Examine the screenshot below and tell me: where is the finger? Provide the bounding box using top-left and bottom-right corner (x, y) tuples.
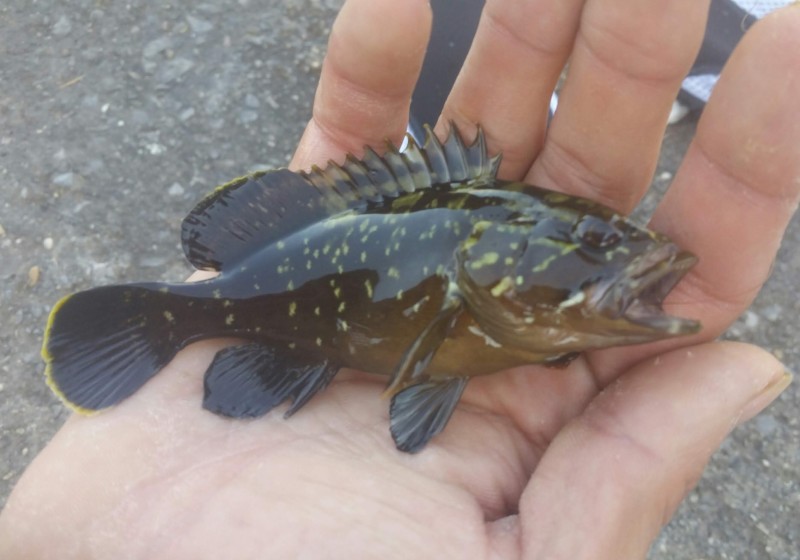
(528, 0), (709, 212)
(437, 0), (584, 179)
(512, 342), (790, 559)
(290, 0), (431, 170)
(589, 7), (800, 383)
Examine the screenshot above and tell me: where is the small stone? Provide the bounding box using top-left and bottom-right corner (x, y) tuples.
(179, 107), (195, 121)
(743, 310), (760, 329)
(155, 57), (195, 84)
(265, 95), (280, 110)
(754, 414), (779, 436)
(761, 303), (782, 322)
(248, 163), (273, 173)
(28, 266), (41, 287)
(43, 237), (54, 250)
(239, 109), (258, 124)
(187, 15), (214, 34)
(167, 182), (185, 196)
(52, 15), (72, 37)
(146, 143), (166, 155)
(52, 172), (75, 187)
(244, 93), (260, 108)
(142, 36), (173, 59)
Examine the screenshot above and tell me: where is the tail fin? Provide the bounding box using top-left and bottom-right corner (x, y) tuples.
(42, 284), (192, 413)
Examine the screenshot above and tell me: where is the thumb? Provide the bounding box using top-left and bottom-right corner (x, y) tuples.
(509, 341), (790, 560)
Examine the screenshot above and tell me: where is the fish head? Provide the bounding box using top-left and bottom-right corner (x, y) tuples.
(457, 204), (700, 353)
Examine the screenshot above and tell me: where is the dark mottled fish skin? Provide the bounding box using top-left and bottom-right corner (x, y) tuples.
(43, 124), (700, 452)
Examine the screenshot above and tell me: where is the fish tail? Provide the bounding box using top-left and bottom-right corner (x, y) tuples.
(42, 284), (198, 413)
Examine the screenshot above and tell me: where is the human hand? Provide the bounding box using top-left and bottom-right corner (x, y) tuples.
(2, 1), (798, 558)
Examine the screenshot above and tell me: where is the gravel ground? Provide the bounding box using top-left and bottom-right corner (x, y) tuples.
(1, 1), (797, 558)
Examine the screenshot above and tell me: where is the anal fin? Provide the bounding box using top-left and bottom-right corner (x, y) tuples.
(202, 343), (338, 419)
(390, 378), (467, 453)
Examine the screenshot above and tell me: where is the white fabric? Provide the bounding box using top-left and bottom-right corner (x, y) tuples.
(682, 74), (720, 103)
(731, 0), (792, 19)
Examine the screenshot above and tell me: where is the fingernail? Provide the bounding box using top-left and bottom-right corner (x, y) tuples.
(738, 370), (793, 425)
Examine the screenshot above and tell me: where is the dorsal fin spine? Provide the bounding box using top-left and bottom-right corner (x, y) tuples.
(180, 123), (499, 271)
(421, 125), (450, 184)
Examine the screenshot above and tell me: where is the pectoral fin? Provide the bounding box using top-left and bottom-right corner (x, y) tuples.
(390, 378), (468, 453)
(202, 343), (338, 419)
(383, 294), (464, 398)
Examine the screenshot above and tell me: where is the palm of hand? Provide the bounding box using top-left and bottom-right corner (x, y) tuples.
(2, 1), (799, 559)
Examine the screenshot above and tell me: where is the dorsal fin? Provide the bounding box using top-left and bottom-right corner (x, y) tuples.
(180, 124), (501, 271)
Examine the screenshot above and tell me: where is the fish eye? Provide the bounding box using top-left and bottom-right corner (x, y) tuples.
(575, 216), (622, 249)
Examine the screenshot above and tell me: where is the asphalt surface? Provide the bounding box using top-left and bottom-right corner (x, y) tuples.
(1, 1), (797, 558)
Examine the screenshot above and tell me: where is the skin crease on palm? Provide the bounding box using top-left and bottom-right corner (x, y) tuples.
(1, 0), (799, 558)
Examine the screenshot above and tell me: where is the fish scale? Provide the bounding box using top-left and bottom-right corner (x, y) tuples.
(42, 124), (700, 453)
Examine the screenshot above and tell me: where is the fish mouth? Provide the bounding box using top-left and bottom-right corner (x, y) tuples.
(597, 245), (700, 335)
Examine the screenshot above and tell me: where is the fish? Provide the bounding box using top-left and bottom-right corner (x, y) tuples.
(42, 124), (700, 453)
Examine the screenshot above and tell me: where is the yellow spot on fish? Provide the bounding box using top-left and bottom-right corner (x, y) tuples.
(364, 278), (374, 299)
(225, 314), (235, 325)
(289, 301), (297, 317)
(516, 275), (524, 286)
(287, 280), (295, 290)
(306, 260), (312, 270)
(490, 276), (515, 297)
(213, 289), (222, 299)
(338, 319), (349, 332)
(360, 251), (367, 263)
(396, 290), (404, 300)
(314, 306), (321, 316)
(313, 249), (320, 259)
(469, 251), (500, 270)
(323, 243), (331, 255)
(387, 267), (400, 279)
(316, 337), (322, 347)
(223, 299), (233, 308)
(510, 242), (519, 250)
(504, 257), (514, 265)
(276, 240), (286, 250)
(533, 254), (557, 272)
(163, 311), (175, 323)
(337, 301), (346, 313)
(288, 342), (296, 349)
(333, 286), (342, 299)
